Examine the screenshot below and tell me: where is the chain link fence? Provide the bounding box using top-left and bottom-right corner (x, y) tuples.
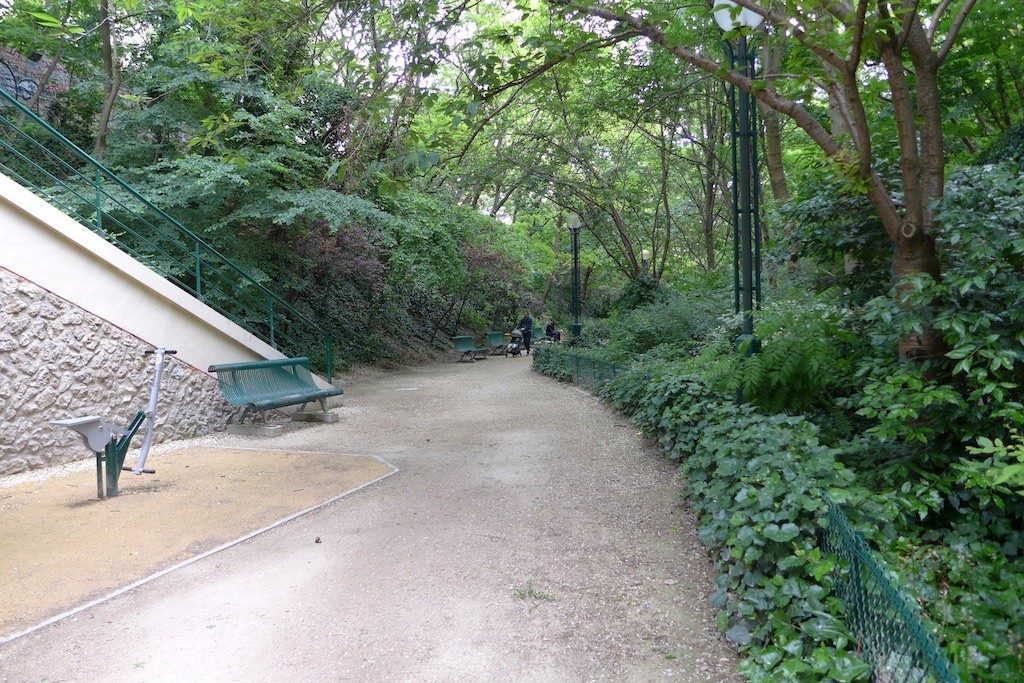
(821, 502), (961, 682)
(533, 346), (626, 392)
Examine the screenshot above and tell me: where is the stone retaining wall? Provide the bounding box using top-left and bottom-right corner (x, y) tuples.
(0, 267), (235, 475)
(0, 47), (70, 115)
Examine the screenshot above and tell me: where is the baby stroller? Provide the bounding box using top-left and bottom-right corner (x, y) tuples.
(505, 328), (524, 357)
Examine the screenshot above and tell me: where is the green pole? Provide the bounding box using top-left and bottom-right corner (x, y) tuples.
(736, 33), (755, 343)
(570, 220), (582, 343)
(269, 299), (276, 348)
(95, 168), (103, 233)
(724, 32), (762, 402)
(195, 242), (203, 299)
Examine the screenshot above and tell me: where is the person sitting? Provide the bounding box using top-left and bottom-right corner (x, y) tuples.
(545, 321), (561, 342)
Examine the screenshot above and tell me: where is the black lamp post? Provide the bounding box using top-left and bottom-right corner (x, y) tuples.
(715, 1), (763, 356)
(567, 212), (583, 343)
(641, 248), (651, 275)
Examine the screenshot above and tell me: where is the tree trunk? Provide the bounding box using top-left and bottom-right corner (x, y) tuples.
(892, 228), (943, 362)
(23, 46), (63, 115)
(758, 36), (788, 202)
(93, 0), (122, 161)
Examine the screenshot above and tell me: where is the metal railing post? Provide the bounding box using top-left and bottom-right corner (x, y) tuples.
(268, 298), (276, 348)
(95, 167), (103, 233)
(194, 241), (203, 299)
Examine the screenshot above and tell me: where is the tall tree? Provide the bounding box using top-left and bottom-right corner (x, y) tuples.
(565, 0), (978, 363)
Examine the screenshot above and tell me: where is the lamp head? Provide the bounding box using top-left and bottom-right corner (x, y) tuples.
(566, 212), (582, 230)
(641, 248), (652, 261)
(713, 0), (764, 31)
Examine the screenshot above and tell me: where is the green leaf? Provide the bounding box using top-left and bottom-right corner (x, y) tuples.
(763, 522), (801, 543)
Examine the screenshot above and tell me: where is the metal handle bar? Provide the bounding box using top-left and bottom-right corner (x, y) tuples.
(132, 347), (173, 474)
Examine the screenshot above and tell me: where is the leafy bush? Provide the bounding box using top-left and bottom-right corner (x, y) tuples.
(774, 170), (893, 304)
(604, 360), (871, 682)
(698, 293), (862, 417)
(612, 275), (670, 312)
(604, 291), (725, 361)
(887, 507), (1024, 679)
(853, 163), (1024, 451)
(530, 345), (574, 382)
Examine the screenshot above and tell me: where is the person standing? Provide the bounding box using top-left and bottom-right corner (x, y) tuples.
(518, 311), (533, 355)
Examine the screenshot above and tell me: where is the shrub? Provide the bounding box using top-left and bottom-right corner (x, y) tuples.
(853, 163), (1024, 452)
(604, 291), (726, 362)
(697, 292), (862, 417)
(605, 360), (871, 681)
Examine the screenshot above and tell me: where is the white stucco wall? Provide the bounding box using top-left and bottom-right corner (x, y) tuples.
(0, 173), (282, 372)
(0, 172), (292, 474)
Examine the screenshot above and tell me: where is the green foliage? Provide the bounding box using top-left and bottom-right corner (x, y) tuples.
(851, 360), (968, 450)
(699, 293), (861, 416)
(603, 290), (726, 362)
(530, 345), (576, 383)
(613, 275), (668, 312)
(977, 120), (1024, 165)
(853, 163), (1024, 450)
(602, 359), (872, 681)
(774, 170), (892, 304)
(957, 431), (1024, 505)
(887, 512), (1024, 681)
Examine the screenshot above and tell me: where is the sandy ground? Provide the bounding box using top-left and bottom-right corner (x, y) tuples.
(0, 448), (395, 637)
(0, 357), (740, 682)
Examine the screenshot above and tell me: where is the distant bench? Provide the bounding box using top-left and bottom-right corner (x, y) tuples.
(486, 331), (508, 355)
(451, 336), (489, 362)
(208, 357), (343, 424)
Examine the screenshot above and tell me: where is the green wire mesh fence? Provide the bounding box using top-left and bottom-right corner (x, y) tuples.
(821, 502), (961, 683)
(535, 345), (960, 682)
(0, 88), (334, 377)
(532, 346), (626, 391)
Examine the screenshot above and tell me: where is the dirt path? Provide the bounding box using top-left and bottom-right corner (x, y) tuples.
(0, 357), (739, 682)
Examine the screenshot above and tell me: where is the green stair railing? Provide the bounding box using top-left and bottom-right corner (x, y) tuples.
(0, 88), (334, 378)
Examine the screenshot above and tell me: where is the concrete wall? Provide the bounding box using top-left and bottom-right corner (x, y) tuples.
(0, 173), (289, 475)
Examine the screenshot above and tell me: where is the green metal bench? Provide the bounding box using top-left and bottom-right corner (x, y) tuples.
(451, 336), (489, 362)
(208, 357), (343, 423)
(486, 331), (508, 355)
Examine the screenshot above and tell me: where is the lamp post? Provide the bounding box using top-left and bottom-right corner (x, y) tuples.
(641, 248), (651, 275)
(715, 1), (763, 357)
(567, 212), (583, 343)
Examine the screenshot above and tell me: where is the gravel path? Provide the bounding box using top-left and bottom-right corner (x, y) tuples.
(0, 357), (740, 682)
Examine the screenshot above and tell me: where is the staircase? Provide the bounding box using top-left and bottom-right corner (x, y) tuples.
(0, 87), (335, 377)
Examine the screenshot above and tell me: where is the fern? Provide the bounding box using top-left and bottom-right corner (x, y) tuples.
(700, 292), (860, 413)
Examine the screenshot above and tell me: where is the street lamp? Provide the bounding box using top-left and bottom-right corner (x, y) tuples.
(715, 1), (763, 360)
(567, 212), (583, 343)
(641, 248), (651, 275)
